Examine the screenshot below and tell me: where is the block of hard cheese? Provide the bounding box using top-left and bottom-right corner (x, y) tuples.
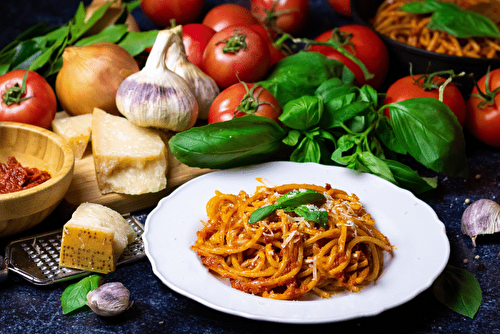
(59, 202), (136, 274)
(91, 108), (168, 195)
(52, 112), (92, 159)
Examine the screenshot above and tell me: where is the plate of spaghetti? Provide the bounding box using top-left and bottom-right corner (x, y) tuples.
(144, 161), (450, 324)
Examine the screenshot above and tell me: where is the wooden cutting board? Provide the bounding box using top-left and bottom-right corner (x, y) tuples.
(55, 145), (212, 219)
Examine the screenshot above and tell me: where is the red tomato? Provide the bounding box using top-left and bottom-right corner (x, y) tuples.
(141, 0), (204, 27)
(466, 68), (500, 147)
(202, 4), (258, 32)
(208, 82), (281, 123)
(328, 0), (351, 17)
(384, 74), (467, 126)
(309, 25), (389, 89)
(182, 24), (216, 69)
(0, 70), (56, 129)
(251, 0), (310, 35)
(249, 24), (286, 66)
(202, 25), (270, 89)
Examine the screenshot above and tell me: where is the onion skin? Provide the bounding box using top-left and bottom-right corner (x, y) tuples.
(461, 199), (500, 247)
(55, 42), (139, 116)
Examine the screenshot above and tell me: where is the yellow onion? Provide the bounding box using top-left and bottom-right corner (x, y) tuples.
(56, 42), (139, 116)
(84, 0), (140, 36)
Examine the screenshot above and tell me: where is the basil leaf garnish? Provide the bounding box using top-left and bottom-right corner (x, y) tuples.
(401, 0), (500, 38)
(248, 189), (326, 224)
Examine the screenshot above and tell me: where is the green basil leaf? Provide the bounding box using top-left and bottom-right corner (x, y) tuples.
(276, 189), (325, 207)
(248, 204), (279, 224)
(75, 24), (128, 46)
(358, 151), (397, 184)
(258, 51), (350, 106)
(61, 274), (101, 315)
(280, 95), (323, 130)
(358, 84), (380, 105)
(432, 265), (482, 319)
(118, 30), (159, 57)
(293, 205), (329, 229)
(383, 159), (437, 194)
(169, 115), (286, 169)
(248, 189), (325, 224)
(70, 1), (115, 43)
(375, 116), (407, 155)
(282, 129), (302, 146)
(331, 134), (356, 165)
(383, 97), (468, 178)
(322, 101), (372, 129)
(402, 0), (500, 38)
(289, 136), (309, 162)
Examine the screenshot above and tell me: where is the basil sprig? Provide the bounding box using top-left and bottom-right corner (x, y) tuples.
(248, 189), (327, 228)
(61, 274), (101, 315)
(0, 0), (158, 82)
(169, 52), (468, 195)
(401, 0), (500, 38)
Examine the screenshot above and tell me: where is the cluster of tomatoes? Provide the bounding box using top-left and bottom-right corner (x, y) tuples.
(1, 0), (500, 149)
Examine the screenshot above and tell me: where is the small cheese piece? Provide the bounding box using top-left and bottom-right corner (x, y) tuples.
(91, 108), (168, 195)
(59, 203), (136, 274)
(52, 112), (92, 159)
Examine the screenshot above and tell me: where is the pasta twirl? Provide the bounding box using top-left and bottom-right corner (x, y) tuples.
(191, 182), (393, 300)
(372, 0), (500, 59)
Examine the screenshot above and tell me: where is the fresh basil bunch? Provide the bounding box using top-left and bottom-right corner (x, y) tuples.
(0, 0), (157, 83)
(169, 52), (468, 194)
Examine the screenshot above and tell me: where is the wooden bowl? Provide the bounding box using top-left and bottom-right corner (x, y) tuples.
(0, 122), (74, 237)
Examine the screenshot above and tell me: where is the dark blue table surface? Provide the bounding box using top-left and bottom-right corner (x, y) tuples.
(1, 1), (499, 333)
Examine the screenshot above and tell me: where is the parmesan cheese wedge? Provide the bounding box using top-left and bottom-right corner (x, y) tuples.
(51, 112), (92, 159)
(59, 202), (137, 274)
(91, 108), (168, 195)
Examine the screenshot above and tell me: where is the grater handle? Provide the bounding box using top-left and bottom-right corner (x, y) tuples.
(0, 255), (8, 283)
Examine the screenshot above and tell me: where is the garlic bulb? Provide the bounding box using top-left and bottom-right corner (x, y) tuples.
(166, 26), (220, 120)
(86, 282), (132, 317)
(461, 198), (500, 247)
(56, 42), (139, 116)
(116, 29), (199, 132)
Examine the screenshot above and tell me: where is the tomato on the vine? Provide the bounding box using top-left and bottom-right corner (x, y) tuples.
(208, 82), (281, 123)
(202, 25), (270, 89)
(182, 24), (216, 69)
(141, 0), (204, 27)
(202, 4), (258, 32)
(466, 68), (500, 147)
(251, 0), (310, 35)
(328, 0), (351, 17)
(0, 70), (57, 129)
(249, 24), (286, 66)
(383, 73), (467, 126)
(309, 25), (389, 89)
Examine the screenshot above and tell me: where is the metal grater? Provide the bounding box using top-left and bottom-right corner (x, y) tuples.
(2, 215), (145, 285)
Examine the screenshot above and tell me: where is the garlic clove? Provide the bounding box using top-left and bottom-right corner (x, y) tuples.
(461, 198), (500, 247)
(165, 26), (220, 120)
(86, 282), (132, 317)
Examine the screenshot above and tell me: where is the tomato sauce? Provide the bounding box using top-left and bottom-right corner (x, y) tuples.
(0, 156), (51, 194)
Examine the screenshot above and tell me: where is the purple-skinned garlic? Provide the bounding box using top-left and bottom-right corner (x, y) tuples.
(461, 199), (500, 247)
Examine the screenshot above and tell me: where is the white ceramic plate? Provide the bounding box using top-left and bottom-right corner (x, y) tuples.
(144, 161), (450, 324)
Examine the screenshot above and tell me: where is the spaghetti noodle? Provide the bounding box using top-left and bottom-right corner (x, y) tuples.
(191, 182), (393, 300)
(372, 0), (500, 58)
